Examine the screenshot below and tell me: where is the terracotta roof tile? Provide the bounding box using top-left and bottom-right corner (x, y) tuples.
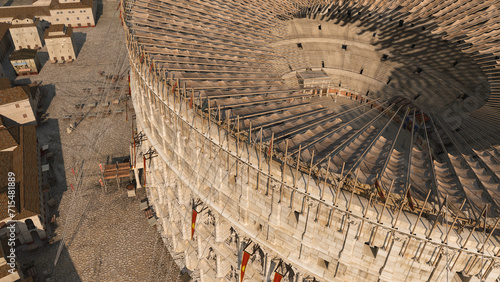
(0, 86), (29, 106)
(9, 48), (37, 61)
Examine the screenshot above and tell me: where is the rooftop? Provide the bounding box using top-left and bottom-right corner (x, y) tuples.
(0, 0), (34, 7)
(0, 86), (29, 105)
(0, 0), (92, 19)
(0, 120), (40, 219)
(44, 23), (72, 39)
(9, 48), (37, 60)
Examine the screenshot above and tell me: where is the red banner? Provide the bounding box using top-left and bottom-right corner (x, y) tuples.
(407, 189), (415, 211)
(99, 163), (103, 172)
(149, 62), (154, 73)
(128, 74), (131, 95)
(99, 179), (104, 187)
(189, 91), (194, 109)
(191, 209), (198, 240)
(374, 179), (385, 202)
(172, 81), (177, 94)
(143, 156), (146, 186)
(70, 184), (75, 191)
(273, 272), (283, 282)
(240, 251), (251, 282)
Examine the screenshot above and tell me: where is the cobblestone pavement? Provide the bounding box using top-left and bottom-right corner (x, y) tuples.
(5, 0), (180, 280)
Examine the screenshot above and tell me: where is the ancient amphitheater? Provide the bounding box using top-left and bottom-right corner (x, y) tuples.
(119, 0), (500, 281)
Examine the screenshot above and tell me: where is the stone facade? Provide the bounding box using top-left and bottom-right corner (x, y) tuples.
(122, 0), (500, 281)
(0, 0), (97, 28)
(44, 24), (77, 63)
(9, 49), (41, 75)
(9, 17), (43, 50)
(127, 49), (500, 282)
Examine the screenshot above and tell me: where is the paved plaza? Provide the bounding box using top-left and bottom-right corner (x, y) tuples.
(3, 0), (180, 280)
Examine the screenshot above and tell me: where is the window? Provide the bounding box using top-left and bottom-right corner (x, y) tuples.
(77, 17), (79, 20)
(67, 18), (69, 20)
(86, 16), (89, 19)
(297, 43), (302, 49)
(318, 24), (321, 30)
(23, 114), (27, 118)
(15, 104), (20, 108)
(318, 259), (329, 269)
(342, 44), (347, 50)
(56, 18), (59, 21)
(381, 54), (389, 60)
(363, 243), (379, 258)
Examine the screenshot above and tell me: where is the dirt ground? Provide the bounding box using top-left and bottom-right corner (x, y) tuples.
(4, 0), (180, 280)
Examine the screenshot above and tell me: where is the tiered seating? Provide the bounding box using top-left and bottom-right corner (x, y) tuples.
(409, 147), (433, 200)
(433, 160), (474, 218)
(357, 136), (392, 184)
(380, 150), (406, 193)
(127, 0), (500, 224)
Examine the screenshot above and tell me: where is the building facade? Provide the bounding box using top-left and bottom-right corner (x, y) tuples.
(0, 0), (97, 28)
(9, 17), (44, 50)
(49, 0), (97, 28)
(9, 48), (41, 75)
(44, 24), (77, 63)
(0, 86), (38, 124)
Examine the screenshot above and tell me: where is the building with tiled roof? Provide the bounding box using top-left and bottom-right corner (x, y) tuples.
(0, 114), (48, 246)
(0, 0), (96, 28)
(44, 24), (76, 63)
(0, 85), (38, 124)
(0, 22), (11, 61)
(9, 17), (43, 50)
(9, 49), (40, 75)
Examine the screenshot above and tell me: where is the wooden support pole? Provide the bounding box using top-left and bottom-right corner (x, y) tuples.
(427, 196), (448, 238)
(431, 199), (467, 267)
(356, 193), (373, 240)
(279, 139), (288, 204)
(321, 157), (330, 200)
(417, 196), (449, 262)
(370, 179), (394, 246)
(226, 115), (230, 171)
(305, 150), (314, 194)
(347, 170), (359, 212)
(465, 215), (500, 275)
(294, 145), (302, 188)
(334, 162), (345, 206)
(450, 224), (478, 270)
(248, 121), (253, 144)
(400, 190), (432, 257)
(236, 115), (240, 177)
(266, 132), (274, 196)
(257, 127), (263, 191)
